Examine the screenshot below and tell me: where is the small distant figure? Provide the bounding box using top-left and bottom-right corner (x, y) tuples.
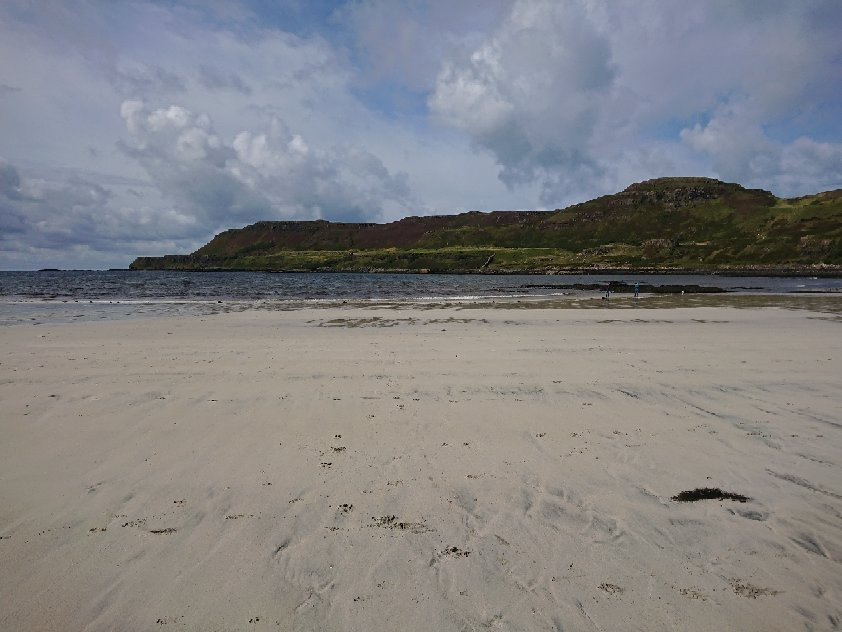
(604, 284), (611, 300)
(634, 281), (640, 298)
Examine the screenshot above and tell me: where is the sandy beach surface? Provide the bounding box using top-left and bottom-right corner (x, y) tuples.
(1, 299), (841, 631)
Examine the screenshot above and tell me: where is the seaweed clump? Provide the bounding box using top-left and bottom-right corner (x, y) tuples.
(672, 488), (750, 503)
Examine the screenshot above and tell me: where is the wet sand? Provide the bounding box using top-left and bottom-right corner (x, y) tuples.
(1, 301), (841, 631)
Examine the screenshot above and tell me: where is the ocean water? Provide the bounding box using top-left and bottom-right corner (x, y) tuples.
(1, 270), (840, 326)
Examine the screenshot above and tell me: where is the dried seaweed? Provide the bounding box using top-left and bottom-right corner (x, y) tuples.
(672, 488), (750, 503)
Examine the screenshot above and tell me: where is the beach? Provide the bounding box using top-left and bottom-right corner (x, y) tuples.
(1, 299), (841, 631)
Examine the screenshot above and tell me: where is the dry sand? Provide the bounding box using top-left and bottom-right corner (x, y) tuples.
(1, 300), (841, 631)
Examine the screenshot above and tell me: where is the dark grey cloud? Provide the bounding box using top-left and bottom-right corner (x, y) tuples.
(0, 158), (201, 270)
(197, 64), (252, 95)
(0, 161), (24, 199)
(110, 64), (187, 97)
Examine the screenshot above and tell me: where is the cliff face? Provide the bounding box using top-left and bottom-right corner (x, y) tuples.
(130, 178), (842, 273)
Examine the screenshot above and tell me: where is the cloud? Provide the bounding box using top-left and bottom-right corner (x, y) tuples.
(680, 99), (842, 196)
(428, 0), (842, 203)
(0, 157), (203, 271)
(119, 100), (414, 225)
(680, 102), (781, 186)
(0, 161), (25, 201)
(337, 0), (511, 93)
(778, 138), (842, 196)
(197, 64), (252, 95)
(429, 1), (615, 201)
(0, 1), (426, 268)
(110, 64), (187, 97)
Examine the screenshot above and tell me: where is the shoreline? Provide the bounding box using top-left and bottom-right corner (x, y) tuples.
(125, 266), (842, 278)
(8, 266), (842, 278)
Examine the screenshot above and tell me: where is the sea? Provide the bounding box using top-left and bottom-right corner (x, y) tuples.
(1, 270), (841, 326)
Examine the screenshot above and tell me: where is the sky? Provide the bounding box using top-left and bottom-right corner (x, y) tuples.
(1, 0), (841, 270)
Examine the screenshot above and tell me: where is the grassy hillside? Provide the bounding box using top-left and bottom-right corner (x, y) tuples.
(130, 178), (842, 274)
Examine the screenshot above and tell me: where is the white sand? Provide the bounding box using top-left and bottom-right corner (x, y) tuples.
(1, 302), (841, 631)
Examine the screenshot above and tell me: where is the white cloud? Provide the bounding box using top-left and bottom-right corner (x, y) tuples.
(782, 138), (842, 185)
(680, 102), (842, 196)
(119, 100), (414, 225)
(680, 102), (781, 186)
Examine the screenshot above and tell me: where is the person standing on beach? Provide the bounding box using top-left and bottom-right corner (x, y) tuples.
(634, 281), (640, 298)
(604, 284), (610, 299)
